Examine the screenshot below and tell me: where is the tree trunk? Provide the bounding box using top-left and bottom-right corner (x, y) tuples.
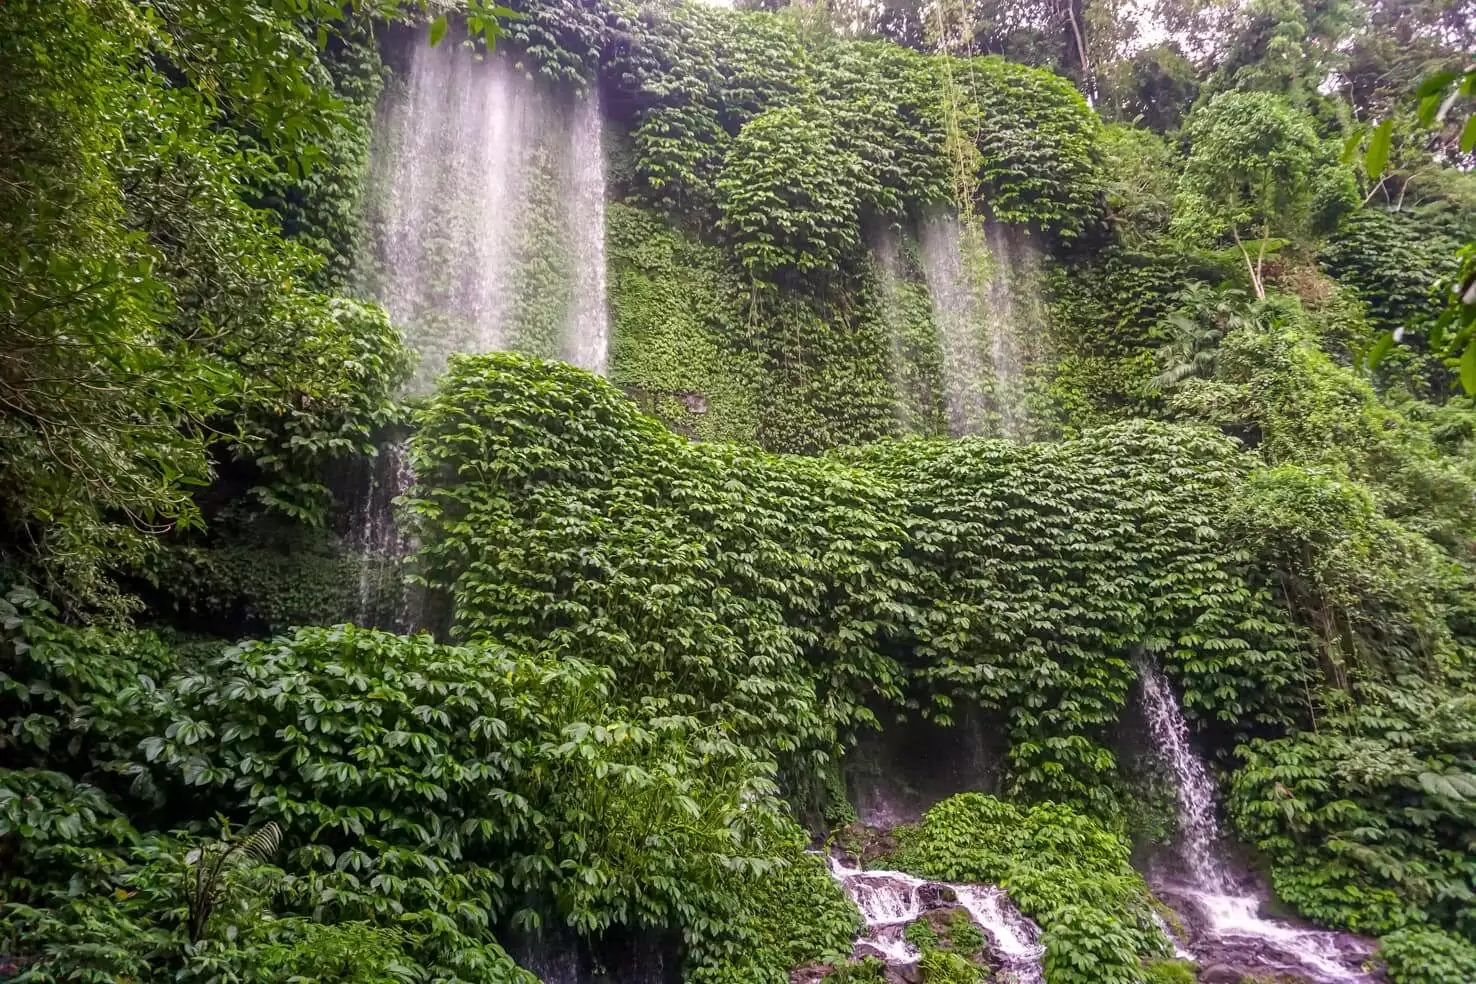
(1232, 228), (1265, 300)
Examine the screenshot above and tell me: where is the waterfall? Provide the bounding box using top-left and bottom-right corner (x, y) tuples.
(870, 228), (947, 437)
(361, 28), (610, 393)
(1137, 663), (1377, 983)
(980, 223), (1037, 441)
(346, 29), (610, 627)
(563, 88), (609, 377)
(350, 440), (416, 632)
(916, 215), (1039, 439)
(1138, 662), (1229, 891)
(826, 856), (1044, 983)
(872, 228), (917, 434)
(918, 215), (989, 436)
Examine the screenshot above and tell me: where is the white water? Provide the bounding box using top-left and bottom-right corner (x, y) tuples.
(362, 29), (609, 393)
(871, 228), (919, 434)
(827, 855), (1044, 982)
(351, 440), (416, 631)
(916, 215), (1040, 439)
(1138, 664), (1376, 982)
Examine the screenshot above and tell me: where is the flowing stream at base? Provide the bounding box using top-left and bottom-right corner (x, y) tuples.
(826, 856), (1045, 983)
(1138, 665), (1378, 982)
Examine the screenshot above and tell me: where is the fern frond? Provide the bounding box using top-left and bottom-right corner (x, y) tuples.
(239, 821), (282, 862)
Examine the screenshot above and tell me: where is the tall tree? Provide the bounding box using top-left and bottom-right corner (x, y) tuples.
(1173, 90), (1332, 298)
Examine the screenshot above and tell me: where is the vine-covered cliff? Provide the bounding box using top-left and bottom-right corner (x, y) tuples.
(2, 1), (1474, 982)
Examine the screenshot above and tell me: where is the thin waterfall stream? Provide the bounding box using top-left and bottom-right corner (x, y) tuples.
(1138, 664), (1378, 982)
(826, 855), (1045, 982)
(350, 439), (417, 631)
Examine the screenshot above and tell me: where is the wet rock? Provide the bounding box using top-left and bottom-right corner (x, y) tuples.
(789, 962), (831, 984)
(832, 823), (899, 866)
(916, 883), (957, 911)
(1197, 969), (1314, 984)
(675, 391), (708, 414)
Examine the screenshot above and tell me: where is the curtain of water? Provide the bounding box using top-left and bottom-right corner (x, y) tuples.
(916, 215), (1040, 439)
(871, 228), (919, 433)
(347, 31), (611, 626)
(350, 440), (416, 631)
(1137, 662), (1230, 890)
(361, 31), (609, 392)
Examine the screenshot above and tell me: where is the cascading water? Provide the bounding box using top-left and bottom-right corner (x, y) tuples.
(826, 856), (1044, 983)
(347, 29), (611, 621)
(918, 214), (990, 435)
(350, 439), (416, 631)
(361, 28), (610, 392)
(872, 228), (918, 433)
(916, 215), (1040, 438)
(1137, 664), (1378, 982)
(1138, 665), (1229, 891)
(870, 227), (949, 437)
(980, 223), (1038, 440)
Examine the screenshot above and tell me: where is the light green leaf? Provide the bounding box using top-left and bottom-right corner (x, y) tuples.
(1364, 119), (1394, 180)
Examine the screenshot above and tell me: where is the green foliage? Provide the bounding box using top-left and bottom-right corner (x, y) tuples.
(1041, 246), (1236, 433)
(605, 204), (763, 442)
(1230, 683), (1476, 941)
(1321, 207), (1462, 339)
(903, 908), (990, 981)
(822, 958), (889, 983)
(407, 355), (1311, 810)
(0, 0), (410, 614)
(949, 56), (1101, 239)
(888, 794), (1169, 984)
(917, 948), (986, 983)
(1140, 959), (1196, 984)
(148, 517), (371, 636)
(906, 918), (942, 950)
(233, 297), (412, 526)
(1097, 125), (1178, 248)
(1173, 91), (1343, 297)
(688, 846), (861, 983)
(254, 25), (388, 292)
(1379, 928), (1476, 984)
(8, 2), (1476, 979)
(3, 593), (832, 981)
(1167, 300), (1476, 676)
(1225, 464), (1461, 680)
(717, 105), (863, 279)
(0, 769), (432, 984)
(947, 909), (987, 955)
(611, 1), (1100, 239)
(502, 0), (607, 85)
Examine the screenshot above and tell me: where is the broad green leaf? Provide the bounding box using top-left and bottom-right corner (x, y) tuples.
(1364, 119), (1393, 180)
(1366, 330), (1396, 370)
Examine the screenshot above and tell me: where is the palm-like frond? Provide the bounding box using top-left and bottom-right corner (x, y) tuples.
(186, 822), (282, 943)
(238, 821), (281, 863)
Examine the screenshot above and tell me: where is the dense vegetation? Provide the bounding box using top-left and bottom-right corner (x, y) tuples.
(2, 0), (1474, 982)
